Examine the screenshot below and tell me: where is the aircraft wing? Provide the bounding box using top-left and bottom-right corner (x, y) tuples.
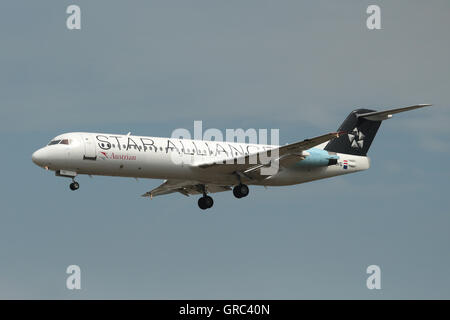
(143, 132), (342, 198)
(194, 131), (344, 179)
(142, 179), (232, 198)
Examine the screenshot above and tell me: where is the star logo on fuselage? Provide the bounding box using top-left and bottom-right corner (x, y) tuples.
(348, 127), (365, 148)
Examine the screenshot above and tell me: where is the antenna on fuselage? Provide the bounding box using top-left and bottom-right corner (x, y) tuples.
(127, 132), (131, 136)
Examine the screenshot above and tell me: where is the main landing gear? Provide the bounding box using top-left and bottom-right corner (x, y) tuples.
(198, 184), (214, 210)
(197, 183), (249, 210)
(198, 195), (214, 210)
(69, 179), (79, 191)
(233, 183), (249, 199)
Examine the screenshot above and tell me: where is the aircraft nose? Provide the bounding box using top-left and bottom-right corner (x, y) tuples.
(32, 148), (48, 167)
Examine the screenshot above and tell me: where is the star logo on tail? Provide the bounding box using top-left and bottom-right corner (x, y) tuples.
(348, 127), (365, 148)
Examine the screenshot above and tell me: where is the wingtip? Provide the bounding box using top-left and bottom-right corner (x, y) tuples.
(141, 192), (153, 199)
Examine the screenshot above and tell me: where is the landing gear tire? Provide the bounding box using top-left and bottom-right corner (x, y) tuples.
(233, 184), (249, 198)
(198, 195), (214, 210)
(69, 182), (79, 191)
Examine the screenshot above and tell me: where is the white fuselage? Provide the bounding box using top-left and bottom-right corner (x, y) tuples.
(32, 132), (370, 186)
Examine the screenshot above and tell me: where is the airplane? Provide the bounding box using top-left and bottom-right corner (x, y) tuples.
(32, 104), (431, 210)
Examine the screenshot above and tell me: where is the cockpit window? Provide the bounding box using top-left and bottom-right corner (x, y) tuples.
(48, 139), (71, 146)
(48, 140), (61, 145)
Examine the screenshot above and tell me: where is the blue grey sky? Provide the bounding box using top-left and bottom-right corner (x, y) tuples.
(0, 0), (449, 299)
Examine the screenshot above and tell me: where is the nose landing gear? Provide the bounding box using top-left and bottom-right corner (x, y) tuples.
(69, 179), (79, 191)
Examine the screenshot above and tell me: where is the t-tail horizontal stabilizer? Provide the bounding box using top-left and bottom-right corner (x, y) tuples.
(324, 104), (431, 156)
(356, 104), (432, 121)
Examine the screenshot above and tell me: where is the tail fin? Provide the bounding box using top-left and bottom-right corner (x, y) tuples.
(324, 104), (431, 156)
(324, 109), (381, 156)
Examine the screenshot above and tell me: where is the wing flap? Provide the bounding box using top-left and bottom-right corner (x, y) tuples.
(142, 179), (232, 198)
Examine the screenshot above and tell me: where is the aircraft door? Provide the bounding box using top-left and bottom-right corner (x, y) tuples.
(82, 134), (97, 160)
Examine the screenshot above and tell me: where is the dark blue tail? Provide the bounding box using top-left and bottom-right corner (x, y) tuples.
(324, 109), (382, 156)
